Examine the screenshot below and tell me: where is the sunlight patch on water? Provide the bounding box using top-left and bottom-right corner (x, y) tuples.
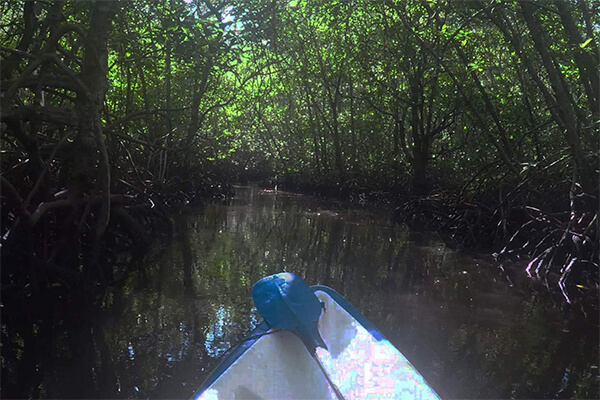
(205, 305), (233, 357)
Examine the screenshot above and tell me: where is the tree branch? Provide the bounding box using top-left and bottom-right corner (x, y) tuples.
(0, 74), (79, 92)
(1, 105), (78, 126)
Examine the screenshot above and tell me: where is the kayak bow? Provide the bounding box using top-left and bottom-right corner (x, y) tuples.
(252, 273), (345, 399)
(194, 274), (441, 400)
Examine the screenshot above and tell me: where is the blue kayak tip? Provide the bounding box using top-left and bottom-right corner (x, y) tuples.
(252, 273), (327, 354)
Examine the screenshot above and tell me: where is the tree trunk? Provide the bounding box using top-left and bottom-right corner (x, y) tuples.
(393, 108), (401, 182)
(349, 75), (358, 172)
(184, 55), (213, 148)
(412, 149), (428, 195)
(304, 85), (321, 173)
(554, 0), (599, 116)
(409, 74), (429, 195)
(329, 78), (344, 177)
(520, 1), (594, 193)
(72, 0), (118, 237)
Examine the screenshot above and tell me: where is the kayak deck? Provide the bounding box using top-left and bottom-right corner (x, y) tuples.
(194, 286), (440, 399)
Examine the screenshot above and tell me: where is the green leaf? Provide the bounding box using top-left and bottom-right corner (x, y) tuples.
(467, 62), (482, 72)
(579, 38), (592, 48)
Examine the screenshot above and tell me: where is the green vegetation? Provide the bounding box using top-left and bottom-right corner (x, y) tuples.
(2, 0), (597, 293)
(1, 0), (598, 329)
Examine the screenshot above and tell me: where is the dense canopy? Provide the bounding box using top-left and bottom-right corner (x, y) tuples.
(2, 0), (598, 285)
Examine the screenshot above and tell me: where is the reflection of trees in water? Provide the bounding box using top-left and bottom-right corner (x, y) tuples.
(439, 297), (599, 398)
(152, 195), (600, 398)
(4, 190), (597, 398)
(2, 286), (121, 398)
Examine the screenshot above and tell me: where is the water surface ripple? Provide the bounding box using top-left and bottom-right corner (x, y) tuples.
(28, 187), (600, 398)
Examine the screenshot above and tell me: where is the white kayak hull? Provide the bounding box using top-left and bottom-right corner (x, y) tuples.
(194, 286), (440, 399)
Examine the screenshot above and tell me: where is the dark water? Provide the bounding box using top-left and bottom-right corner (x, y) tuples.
(4, 186), (599, 399)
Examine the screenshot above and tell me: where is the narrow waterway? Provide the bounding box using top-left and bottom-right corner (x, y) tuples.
(19, 186), (599, 398)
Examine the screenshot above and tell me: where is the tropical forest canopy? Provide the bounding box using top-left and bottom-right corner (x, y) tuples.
(1, 0), (598, 289)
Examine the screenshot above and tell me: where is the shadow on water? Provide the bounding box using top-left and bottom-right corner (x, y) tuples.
(2, 186), (598, 398)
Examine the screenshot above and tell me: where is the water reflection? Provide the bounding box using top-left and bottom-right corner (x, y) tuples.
(3, 186), (598, 399)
